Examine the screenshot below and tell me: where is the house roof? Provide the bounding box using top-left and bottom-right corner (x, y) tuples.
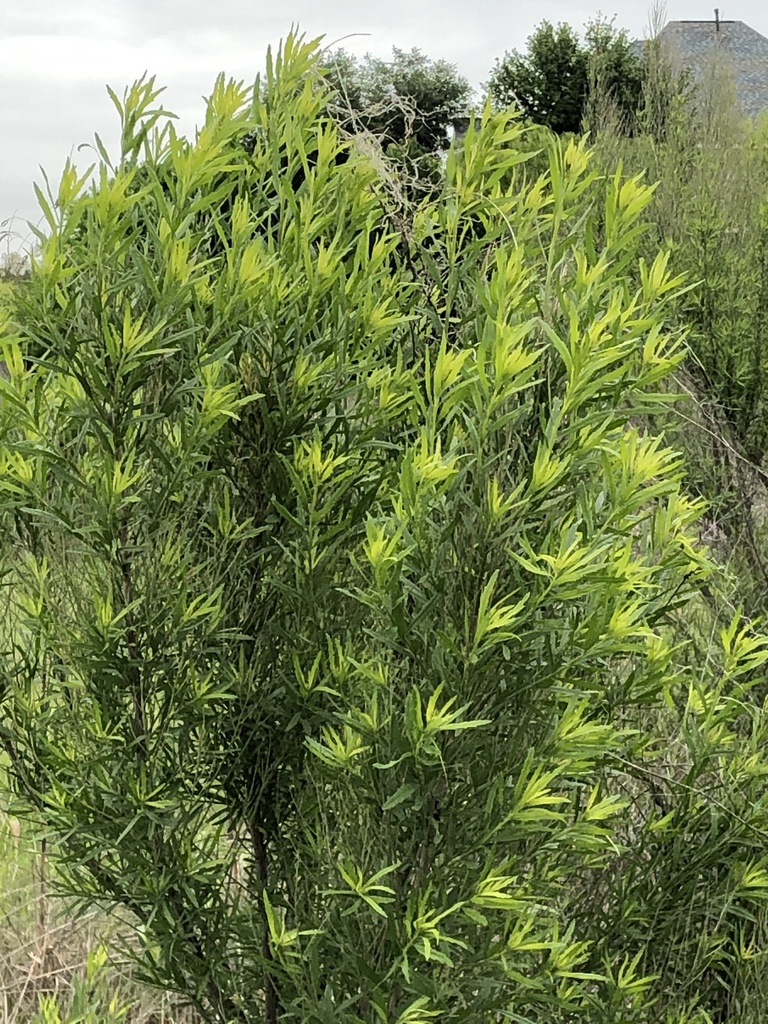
(658, 19), (768, 118)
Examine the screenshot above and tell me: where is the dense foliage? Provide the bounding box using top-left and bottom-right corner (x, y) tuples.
(321, 46), (471, 157)
(488, 19), (643, 134)
(4, 30), (768, 1024)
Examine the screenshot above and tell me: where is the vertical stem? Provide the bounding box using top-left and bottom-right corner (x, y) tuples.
(37, 835), (51, 988)
(37, 836), (47, 936)
(119, 522), (146, 762)
(253, 823), (279, 1024)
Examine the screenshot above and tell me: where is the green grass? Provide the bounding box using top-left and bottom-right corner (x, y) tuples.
(0, 280), (16, 309)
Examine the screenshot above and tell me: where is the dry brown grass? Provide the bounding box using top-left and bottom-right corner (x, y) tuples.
(0, 810), (198, 1024)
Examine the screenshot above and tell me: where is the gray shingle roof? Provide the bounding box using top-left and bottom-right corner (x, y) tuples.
(658, 20), (768, 118)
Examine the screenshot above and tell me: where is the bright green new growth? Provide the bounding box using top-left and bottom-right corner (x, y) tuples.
(2, 32), (768, 1024)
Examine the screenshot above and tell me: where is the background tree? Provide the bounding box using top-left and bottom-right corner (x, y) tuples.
(487, 22), (587, 134)
(488, 18), (643, 134)
(322, 46), (472, 155)
(584, 17), (645, 134)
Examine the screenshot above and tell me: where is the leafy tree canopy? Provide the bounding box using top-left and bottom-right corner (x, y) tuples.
(322, 46), (472, 154)
(487, 18), (643, 134)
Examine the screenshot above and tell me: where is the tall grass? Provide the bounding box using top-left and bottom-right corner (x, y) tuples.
(589, 7), (768, 616)
(0, 796), (199, 1022)
(574, 16), (768, 1021)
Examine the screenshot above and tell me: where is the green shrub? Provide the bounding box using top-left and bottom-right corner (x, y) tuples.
(31, 945), (130, 1024)
(0, 280), (15, 311)
(3, 31), (768, 1024)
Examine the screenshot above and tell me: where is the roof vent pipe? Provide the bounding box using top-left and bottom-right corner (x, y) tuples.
(715, 8), (720, 31)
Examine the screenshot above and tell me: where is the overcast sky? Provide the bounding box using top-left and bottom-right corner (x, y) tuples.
(2, 0), (765, 247)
